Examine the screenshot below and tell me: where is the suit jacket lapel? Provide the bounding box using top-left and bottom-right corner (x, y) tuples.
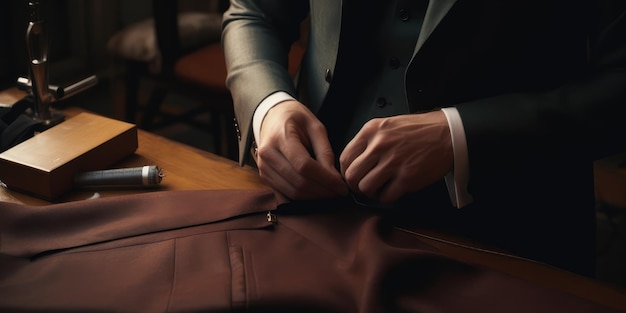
(414, 0), (458, 54)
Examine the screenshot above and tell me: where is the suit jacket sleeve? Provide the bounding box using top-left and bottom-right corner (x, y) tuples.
(222, 0), (310, 164)
(452, 1), (626, 199)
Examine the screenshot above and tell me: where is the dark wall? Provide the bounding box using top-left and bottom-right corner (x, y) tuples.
(0, 1), (20, 89)
(0, 0), (76, 89)
(0, 0), (222, 90)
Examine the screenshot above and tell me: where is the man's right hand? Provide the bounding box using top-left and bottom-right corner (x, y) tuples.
(255, 100), (349, 202)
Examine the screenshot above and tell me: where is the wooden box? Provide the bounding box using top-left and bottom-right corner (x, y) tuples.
(0, 112), (138, 200)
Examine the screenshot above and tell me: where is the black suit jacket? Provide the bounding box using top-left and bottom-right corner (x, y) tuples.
(222, 0), (626, 275)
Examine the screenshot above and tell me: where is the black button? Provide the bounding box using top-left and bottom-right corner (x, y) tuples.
(376, 97), (389, 108)
(399, 8), (410, 21)
(389, 57), (401, 69)
(324, 68), (332, 83)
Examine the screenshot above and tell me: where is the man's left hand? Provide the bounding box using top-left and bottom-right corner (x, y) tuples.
(339, 110), (454, 204)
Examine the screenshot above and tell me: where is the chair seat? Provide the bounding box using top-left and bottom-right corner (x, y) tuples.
(173, 42), (307, 90)
(174, 44), (228, 90)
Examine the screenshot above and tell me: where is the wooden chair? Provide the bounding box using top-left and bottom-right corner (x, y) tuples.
(108, 0), (306, 160)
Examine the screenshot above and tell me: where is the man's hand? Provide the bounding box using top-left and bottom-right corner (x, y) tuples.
(339, 110), (453, 204)
(256, 100), (349, 202)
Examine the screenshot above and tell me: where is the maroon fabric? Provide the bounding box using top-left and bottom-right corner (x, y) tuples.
(0, 190), (622, 312)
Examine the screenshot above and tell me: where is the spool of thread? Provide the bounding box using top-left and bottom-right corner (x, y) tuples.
(74, 165), (163, 187)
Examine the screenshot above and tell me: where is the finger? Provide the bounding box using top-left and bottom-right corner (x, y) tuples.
(357, 163), (394, 200)
(339, 134), (368, 177)
(373, 176), (407, 205)
(282, 143), (348, 198)
(342, 148), (379, 193)
(259, 146), (337, 199)
(307, 123), (336, 169)
(306, 125), (349, 195)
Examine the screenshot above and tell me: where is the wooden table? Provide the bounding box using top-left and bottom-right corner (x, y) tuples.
(1, 87), (268, 205)
(0, 108), (269, 206)
(1, 89), (625, 311)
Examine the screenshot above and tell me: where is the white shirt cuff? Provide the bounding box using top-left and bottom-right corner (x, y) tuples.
(252, 91), (296, 143)
(441, 107), (473, 208)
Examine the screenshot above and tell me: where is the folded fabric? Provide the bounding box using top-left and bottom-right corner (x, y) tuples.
(0, 95), (40, 152)
(0, 189), (621, 312)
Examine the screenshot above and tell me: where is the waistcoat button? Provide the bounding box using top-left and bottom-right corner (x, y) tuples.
(399, 8), (410, 21)
(376, 97), (389, 108)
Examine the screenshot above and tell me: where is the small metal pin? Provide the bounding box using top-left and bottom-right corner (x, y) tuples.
(266, 211), (277, 223)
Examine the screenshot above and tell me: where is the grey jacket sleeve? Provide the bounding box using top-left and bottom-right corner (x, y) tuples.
(222, 0), (309, 164)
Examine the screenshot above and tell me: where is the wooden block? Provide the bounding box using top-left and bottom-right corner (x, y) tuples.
(0, 112), (138, 200)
